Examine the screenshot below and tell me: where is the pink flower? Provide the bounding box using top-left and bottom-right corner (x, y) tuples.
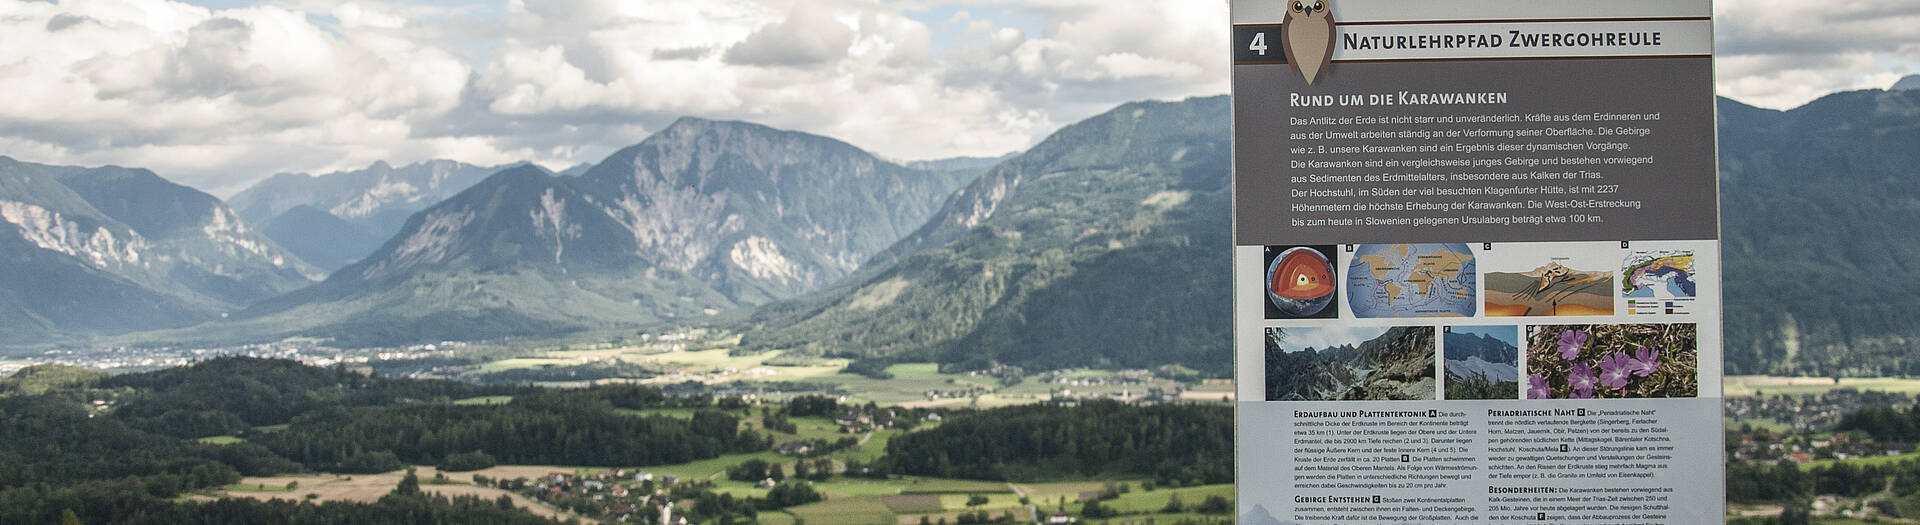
(1557, 330), (1589, 361)
(1528, 373), (1550, 399)
(1630, 347), (1660, 377)
(1568, 363), (1597, 395)
(1598, 352), (1634, 390)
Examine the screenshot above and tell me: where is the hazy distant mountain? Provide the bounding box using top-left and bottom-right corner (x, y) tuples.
(905, 154), (1015, 173)
(736, 96), (1232, 374)
(195, 119), (972, 347)
(1241, 505), (1295, 525)
(1719, 88), (1920, 376)
(1892, 75), (1920, 91)
(228, 159), (515, 270)
(257, 205), (385, 271)
(0, 157), (316, 345)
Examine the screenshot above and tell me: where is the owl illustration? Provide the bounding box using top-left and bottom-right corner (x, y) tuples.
(1282, 0), (1335, 85)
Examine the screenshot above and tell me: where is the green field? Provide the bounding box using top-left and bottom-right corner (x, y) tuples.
(901, 478), (1013, 494)
(615, 407), (703, 419)
(758, 511), (799, 525)
(455, 345), (1212, 409)
(937, 493), (1024, 510)
(453, 396), (515, 406)
(196, 435), (245, 445)
(881, 494), (944, 513)
(816, 479), (916, 497)
(816, 364), (997, 406)
(1104, 484), (1233, 514)
(640, 451), (789, 480)
(476, 358), (573, 373)
(1802, 451), (1920, 470)
(1018, 481), (1108, 503)
(836, 429), (898, 464)
(707, 480), (770, 499)
(768, 415), (846, 442)
(1726, 376), (1920, 397)
(1725, 416), (1792, 433)
(786, 495), (896, 525)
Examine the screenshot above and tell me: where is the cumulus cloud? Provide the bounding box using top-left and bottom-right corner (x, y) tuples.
(0, 0), (1228, 196)
(0, 0), (481, 194)
(1716, 0), (1920, 109)
(724, 4), (857, 67)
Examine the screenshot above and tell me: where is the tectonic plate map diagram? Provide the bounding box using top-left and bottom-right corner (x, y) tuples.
(1346, 243), (1477, 318)
(1623, 251), (1697, 299)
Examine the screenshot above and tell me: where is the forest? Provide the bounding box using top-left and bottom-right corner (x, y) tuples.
(873, 400), (1233, 484)
(2, 357), (1238, 524)
(0, 358), (757, 523)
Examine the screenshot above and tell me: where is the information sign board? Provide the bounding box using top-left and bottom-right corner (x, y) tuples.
(1231, 2), (1723, 522)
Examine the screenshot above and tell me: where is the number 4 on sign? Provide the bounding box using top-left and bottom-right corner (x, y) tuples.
(1250, 32), (1269, 55)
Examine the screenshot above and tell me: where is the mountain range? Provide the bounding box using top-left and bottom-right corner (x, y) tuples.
(1265, 326), (1435, 401)
(1719, 88), (1920, 376)
(1443, 331), (1519, 365)
(227, 159), (518, 271)
(734, 96), (1233, 374)
(162, 118), (974, 347)
(4, 88), (1918, 378)
(1442, 331), (1519, 383)
(0, 157), (317, 343)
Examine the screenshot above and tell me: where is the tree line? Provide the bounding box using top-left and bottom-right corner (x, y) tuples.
(873, 400), (1231, 484)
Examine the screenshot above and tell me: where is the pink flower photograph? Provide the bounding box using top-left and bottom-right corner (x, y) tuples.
(1525, 324), (1698, 399)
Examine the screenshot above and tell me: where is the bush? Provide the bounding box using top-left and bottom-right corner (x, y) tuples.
(336, 451), (403, 474)
(438, 450), (498, 472)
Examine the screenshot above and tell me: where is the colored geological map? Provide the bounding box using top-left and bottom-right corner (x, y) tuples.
(1346, 243), (1477, 318)
(1623, 251), (1697, 299)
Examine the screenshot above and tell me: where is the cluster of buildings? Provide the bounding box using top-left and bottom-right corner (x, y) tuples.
(507, 469), (687, 524)
(1724, 389), (1918, 433)
(1729, 427), (1912, 464)
(1725, 390), (1920, 463)
(13, 341), (470, 375)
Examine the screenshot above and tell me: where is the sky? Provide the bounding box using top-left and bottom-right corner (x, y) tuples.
(1270, 325), (1391, 354)
(0, 0), (1916, 196)
(1448, 325), (1518, 348)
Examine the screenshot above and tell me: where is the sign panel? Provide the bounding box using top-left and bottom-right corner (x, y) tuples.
(1231, 2), (1723, 523)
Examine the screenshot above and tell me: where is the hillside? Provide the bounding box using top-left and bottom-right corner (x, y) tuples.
(152, 119), (972, 348)
(258, 205), (386, 270)
(735, 96), (1232, 374)
(0, 157), (317, 346)
(228, 160), (515, 273)
(1718, 89), (1920, 376)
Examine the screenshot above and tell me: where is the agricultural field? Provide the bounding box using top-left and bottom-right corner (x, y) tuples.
(453, 395), (514, 406)
(1105, 484), (1233, 513)
(216, 466), (580, 521)
(451, 341), (1218, 409)
(1726, 376), (1920, 397)
(1801, 451), (1920, 471)
(786, 495), (897, 525)
(642, 451), (790, 481)
(1724, 416), (1792, 433)
(613, 407), (704, 419)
